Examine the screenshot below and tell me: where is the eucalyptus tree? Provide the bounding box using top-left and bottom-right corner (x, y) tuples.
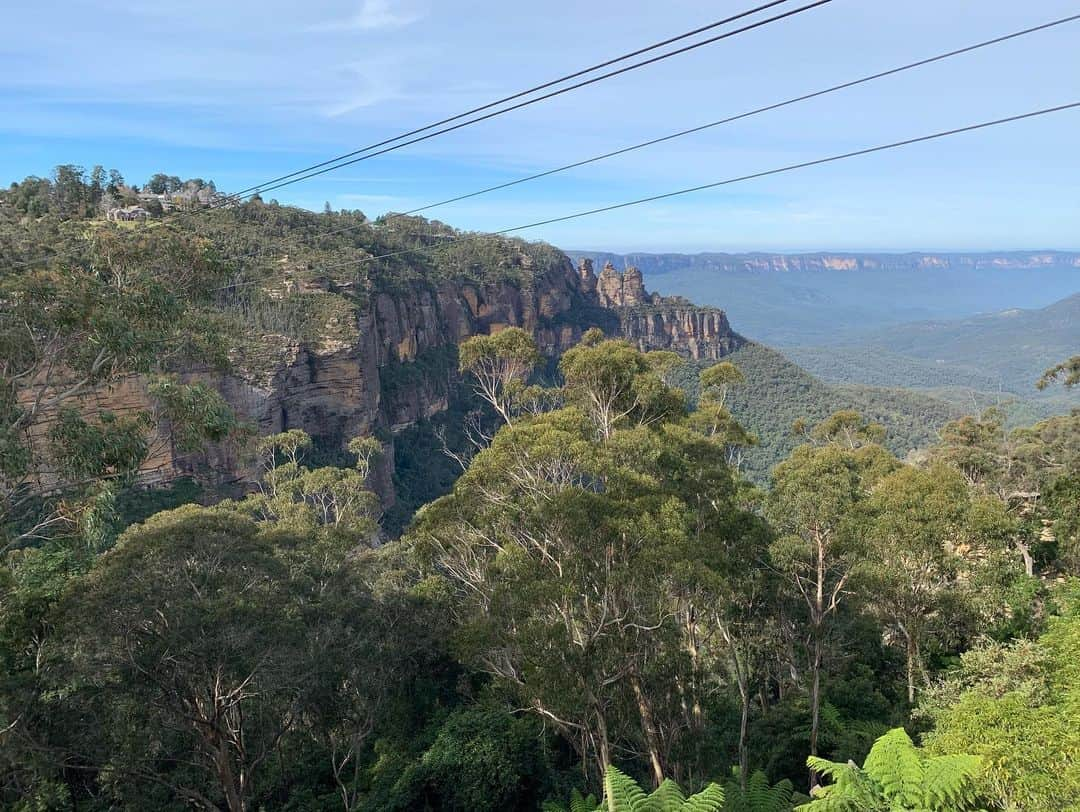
(766, 415), (897, 788)
(414, 335), (758, 788)
(861, 465), (972, 704)
(458, 327), (542, 426)
(41, 507), (310, 811)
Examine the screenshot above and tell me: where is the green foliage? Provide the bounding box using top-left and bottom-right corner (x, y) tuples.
(238, 429), (380, 545)
(721, 769), (796, 812)
(676, 343), (961, 482)
(920, 597), (1080, 811)
(459, 327), (541, 424)
(376, 707), (563, 812)
(146, 375), (239, 452)
(0, 218), (236, 549)
(560, 336), (686, 436)
(1038, 354), (1080, 389)
(548, 766), (725, 812)
(798, 728), (981, 811)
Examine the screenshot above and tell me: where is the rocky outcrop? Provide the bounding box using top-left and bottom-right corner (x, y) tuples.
(595, 262), (648, 307)
(26, 249), (742, 507)
(616, 307), (741, 361)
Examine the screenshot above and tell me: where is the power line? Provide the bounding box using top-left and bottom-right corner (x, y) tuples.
(226, 0), (832, 203)
(386, 13), (1080, 218)
(220, 0), (804, 203)
(4, 0), (824, 272)
(208, 12), (1080, 275)
(304, 101), (1080, 275)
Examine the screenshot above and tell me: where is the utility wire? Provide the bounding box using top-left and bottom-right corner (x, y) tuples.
(220, 0), (804, 202)
(387, 12), (1080, 219)
(4, 0), (823, 272)
(301, 101), (1080, 275)
(222, 0), (832, 203)
(205, 11), (1080, 277)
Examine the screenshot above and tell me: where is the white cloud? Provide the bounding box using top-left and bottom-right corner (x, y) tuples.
(322, 59), (404, 117)
(308, 0), (421, 33)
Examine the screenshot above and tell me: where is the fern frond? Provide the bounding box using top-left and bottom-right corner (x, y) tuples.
(862, 728), (924, 807)
(571, 787), (602, 812)
(921, 753), (981, 810)
(640, 778), (685, 810)
(804, 756), (850, 782)
(680, 782), (724, 811)
(603, 765), (648, 811)
(547, 786), (600, 812)
(725, 768), (794, 812)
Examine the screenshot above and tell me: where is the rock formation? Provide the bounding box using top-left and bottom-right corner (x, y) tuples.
(23, 250), (742, 508)
(595, 262), (649, 307)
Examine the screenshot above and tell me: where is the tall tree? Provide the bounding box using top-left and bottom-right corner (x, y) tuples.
(861, 465), (971, 703)
(458, 327), (541, 426)
(767, 419), (896, 789)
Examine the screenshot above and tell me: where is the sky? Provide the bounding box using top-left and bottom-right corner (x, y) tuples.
(3, 0), (1079, 253)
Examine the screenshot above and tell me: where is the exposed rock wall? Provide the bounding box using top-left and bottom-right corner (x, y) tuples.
(594, 261), (648, 307)
(24, 250), (743, 506)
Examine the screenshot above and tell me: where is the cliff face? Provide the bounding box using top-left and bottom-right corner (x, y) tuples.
(566, 250), (1080, 276)
(26, 251), (742, 507)
(578, 259), (739, 360)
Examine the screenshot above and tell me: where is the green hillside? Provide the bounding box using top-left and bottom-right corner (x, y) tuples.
(676, 342), (962, 482)
(847, 294), (1080, 394)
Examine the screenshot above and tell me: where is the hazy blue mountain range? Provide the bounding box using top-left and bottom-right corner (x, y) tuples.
(567, 251), (1080, 345)
(565, 250), (1080, 276)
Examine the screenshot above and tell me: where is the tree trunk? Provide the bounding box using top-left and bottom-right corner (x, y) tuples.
(738, 683), (750, 789)
(729, 645), (750, 789)
(594, 703), (612, 783)
(630, 674), (665, 787)
(808, 635), (822, 792)
(1016, 539), (1034, 577)
(905, 632), (917, 705)
(212, 744), (245, 812)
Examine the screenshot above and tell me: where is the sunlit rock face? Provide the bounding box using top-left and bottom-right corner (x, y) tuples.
(33, 249), (742, 506)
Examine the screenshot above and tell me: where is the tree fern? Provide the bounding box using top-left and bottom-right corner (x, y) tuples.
(544, 787), (599, 812)
(547, 766), (725, 811)
(604, 765), (649, 810)
(863, 727), (926, 807)
(723, 767), (795, 812)
(641, 779), (687, 810)
(680, 782), (725, 812)
(797, 728), (983, 811)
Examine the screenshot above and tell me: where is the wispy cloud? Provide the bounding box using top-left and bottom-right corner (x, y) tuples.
(322, 59), (404, 117)
(308, 0), (421, 33)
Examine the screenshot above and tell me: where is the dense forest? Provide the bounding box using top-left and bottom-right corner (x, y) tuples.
(1, 168), (1079, 810)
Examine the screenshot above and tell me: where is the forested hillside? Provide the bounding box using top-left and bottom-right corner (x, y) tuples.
(2, 168), (1079, 811)
(672, 343), (960, 481)
(845, 294), (1080, 392)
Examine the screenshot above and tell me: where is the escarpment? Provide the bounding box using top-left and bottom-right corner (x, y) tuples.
(577, 258), (741, 360)
(23, 248), (743, 508)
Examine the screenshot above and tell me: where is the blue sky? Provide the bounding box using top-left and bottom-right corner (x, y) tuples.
(3, 0), (1079, 252)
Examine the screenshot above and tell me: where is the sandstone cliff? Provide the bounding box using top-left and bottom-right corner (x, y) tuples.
(566, 250), (1080, 276)
(24, 249), (742, 509)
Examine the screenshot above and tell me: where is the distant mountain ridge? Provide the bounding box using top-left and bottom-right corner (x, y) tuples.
(566, 250), (1080, 276)
(790, 293), (1080, 406)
